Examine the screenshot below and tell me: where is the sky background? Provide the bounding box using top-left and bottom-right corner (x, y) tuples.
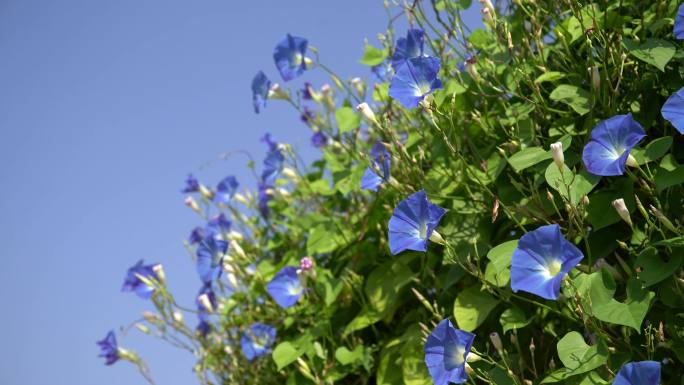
(0, 1), (480, 384)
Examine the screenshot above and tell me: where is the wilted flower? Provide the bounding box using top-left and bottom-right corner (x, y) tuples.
(613, 361), (661, 385)
(196, 283), (217, 337)
(582, 113), (645, 176)
(660, 86), (684, 134)
(212, 176), (238, 205)
(311, 131), (328, 148)
(389, 57), (443, 108)
(361, 141), (391, 191)
(266, 266), (303, 309)
(675, 4), (684, 39)
(510, 224), (584, 300)
(273, 34), (308, 81)
(392, 29), (425, 69)
(251, 71), (271, 113)
(181, 174), (200, 193)
(196, 235), (228, 284)
(96, 331), (120, 365)
(424, 319), (475, 385)
(121, 260), (161, 299)
(388, 190), (447, 255)
(241, 323), (276, 361)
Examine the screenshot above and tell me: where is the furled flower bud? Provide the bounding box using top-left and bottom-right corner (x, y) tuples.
(197, 293), (214, 313)
(581, 195), (590, 206)
(172, 311), (184, 324)
(184, 196), (201, 213)
(649, 205), (678, 233)
(142, 311), (159, 323)
(429, 230), (445, 245)
(229, 240), (247, 259)
(481, 7), (494, 25)
(135, 323), (150, 334)
(589, 66), (600, 91)
(612, 198), (632, 226)
(267, 83), (289, 100)
(198, 184), (214, 200)
(281, 167), (299, 181)
(351, 77), (365, 96)
(489, 332), (503, 354)
(226, 272), (239, 291)
(356, 102), (378, 125)
(152, 264), (166, 284)
(549, 142), (564, 169)
(626, 153), (638, 167)
(303, 56), (315, 69)
(233, 192), (249, 205)
(479, 0), (495, 13)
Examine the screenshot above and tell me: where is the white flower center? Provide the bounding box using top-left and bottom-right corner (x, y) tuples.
(418, 82), (432, 95)
(450, 346), (466, 366)
(418, 222), (429, 239)
(546, 259), (562, 277)
(292, 53), (303, 66)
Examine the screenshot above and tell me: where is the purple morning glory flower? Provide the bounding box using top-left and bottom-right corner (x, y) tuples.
(389, 57), (443, 108)
(361, 141), (391, 191)
(510, 224), (584, 300)
(181, 174), (199, 193)
(302, 82), (314, 100)
(613, 361), (661, 385)
(96, 331), (120, 365)
(388, 190), (446, 255)
(189, 226), (205, 244)
(206, 213), (231, 236)
(661, 86), (684, 134)
(261, 149), (284, 187)
(273, 34), (308, 81)
(240, 323), (276, 361)
(311, 131), (328, 148)
(196, 234), (228, 284)
(251, 71), (271, 114)
(196, 283), (217, 337)
(372, 60), (394, 82)
(121, 260), (160, 299)
(266, 266), (303, 309)
(675, 4), (684, 39)
(214, 176), (239, 204)
(582, 113), (646, 176)
(301, 106), (316, 124)
(392, 29), (426, 69)
(424, 319), (475, 385)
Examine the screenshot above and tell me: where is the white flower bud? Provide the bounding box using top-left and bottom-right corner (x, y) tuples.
(589, 66), (600, 91)
(198, 184), (214, 200)
(172, 311), (184, 324)
(281, 167), (299, 181)
(612, 198), (632, 226)
(227, 230), (244, 241)
(429, 230), (445, 245)
(490, 332), (503, 353)
(267, 83), (289, 100)
(233, 192), (249, 205)
(626, 153), (638, 167)
(356, 102), (378, 125)
(481, 7), (494, 25)
(226, 272), (239, 291)
(184, 196), (201, 213)
(550, 142), (564, 169)
(197, 293), (214, 313)
(152, 264), (166, 284)
(479, 0), (495, 13)
(135, 323), (150, 334)
(229, 240), (247, 259)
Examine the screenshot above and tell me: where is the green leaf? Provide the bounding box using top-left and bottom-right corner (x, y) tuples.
(377, 339), (403, 385)
(365, 256), (415, 314)
(500, 307), (533, 334)
(655, 154), (684, 192)
(635, 247), (684, 287)
(535, 71), (566, 84)
(508, 147), (551, 172)
(569, 170), (601, 205)
(401, 325), (432, 385)
(335, 346), (365, 366)
(335, 106), (361, 133)
(653, 236), (684, 247)
(272, 342), (302, 370)
(624, 38), (676, 72)
(631, 136), (673, 165)
(545, 163), (574, 197)
(549, 85), (591, 115)
(306, 222), (350, 255)
(453, 285), (499, 331)
(486, 240), (518, 273)
(586, 179), (634, 230)
(344, 308), (384, 336)
(359, 44), (387, 66)
(484, 262), (510, 287)
(541, 332), (608, 382)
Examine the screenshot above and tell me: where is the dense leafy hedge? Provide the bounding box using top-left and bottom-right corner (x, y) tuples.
(98, 1), (684, 384)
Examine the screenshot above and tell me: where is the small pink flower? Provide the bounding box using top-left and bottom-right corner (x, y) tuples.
(299, 256), (314, 272)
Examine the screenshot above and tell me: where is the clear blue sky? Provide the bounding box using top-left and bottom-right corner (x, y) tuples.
(0, 1), (479, 384)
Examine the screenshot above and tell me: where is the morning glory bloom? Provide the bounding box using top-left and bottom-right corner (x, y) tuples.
(613, 361), (661, 385)
(582, 113), (646, 176)
(510, 224), (584, 300)
(266, 266), (304, 309)
(392, 29), (425, 68)
(206, 213), (231, 236)
(214, 176), (239, 204)
(389, 57), (443, 108)
(251, 71), (271, 114)
(240, 323), (276, 361)
(661, 86), (684, 134)
(424, 319), (475, 385)
(261, 133), (278, 151)
(188, 226), (205, 244)
(311, 131), (328, 148)
(675, 4), (684, 39)
(96, 331), (120, 365)
(257, 183), (272, 217)
(361, 141), (391, 191)
(261, 149), (285, 186)
(196, 283), (217, 337)
(301, 106), (316, 124)
(121, 260), (161, 299)
(371, 60), (393, 82)
(196, 234), (228, 284)
(181, 174), (199, 193)
(388, 190), (446, 255)
(273, 34), (308, 81)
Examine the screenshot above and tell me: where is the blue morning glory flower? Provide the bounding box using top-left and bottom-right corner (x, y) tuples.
(311, 131), (328, 148)
(613, 361), (661, 385)
(301, 106), (316, 124)
(389, 57), (443, 108)
(96, 331), (120, 365)
(261, 149), (284, 186)
(257, 183), (272, 217)
(388, 190), (446, 255)
(424, 319), (475, 385)
(214, 176), (239, 204)
(371, 60), (394, 82)
(196, 234), (228, 284)
(240, 323), (276, 361)
(251, 71), (271, 114)
(261, 133), (278, 151)
(582, 113), (646, 176)
(510, 224), (584, 300)
(267, 266), (303, 309)
(361, 141), (391, 191)
(206, 213), (231, 236)
(661, 86), (684, 134)
(121, 260), (160, 299)
(273, 34), (308, 81)
(675, 4), (684, 39)
(188, 226), (205, 244)
(181, 174), (199, 193)
(392, 29), (425, 69)
(196, 283), (217, 337)
(302, 82), (313, 100)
